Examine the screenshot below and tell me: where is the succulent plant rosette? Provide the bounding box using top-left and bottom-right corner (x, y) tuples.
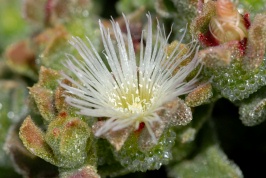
(1, 0), (266, 178)
(191, 0), (266, 125)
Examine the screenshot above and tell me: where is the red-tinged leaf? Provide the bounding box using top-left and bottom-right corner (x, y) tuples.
(19, 116), (56, 165)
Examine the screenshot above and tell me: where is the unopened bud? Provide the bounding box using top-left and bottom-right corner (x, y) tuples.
(209, 0), (247, 43)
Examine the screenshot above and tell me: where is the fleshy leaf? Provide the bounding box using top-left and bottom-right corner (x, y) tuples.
(185, 82), (213, 107)
(19, 116), (56, 165)
(112, 128), (176, 172)
(5, 40), (37, 79)
(34, 26), (71, 70)
(55, 79), (72, 112)
(199, 41), (240, 68)
(59, 165), (100, 178)
(243, 14), (266, 70)
(45, 115), (91, 168)
(239, 86), (266, 126)
(158, 98), (192, 126)
(22, 0), (46, 26)
(203, 59), (266, 101)
(5, 122), (58, 177)
(29, 86), (56, 122)
(168, 121), (243, 178)
(29, 67), (62, 122)
(168, 144), (243, 178)
(36, 66), (61, 90)
(0, 80), (28, 166)
(190, 1), (216, 36)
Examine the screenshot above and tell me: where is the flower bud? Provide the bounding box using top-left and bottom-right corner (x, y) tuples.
(209, 0), (247, 43)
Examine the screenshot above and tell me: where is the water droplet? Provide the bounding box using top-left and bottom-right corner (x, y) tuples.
(178, 28), (186, 33)
(82, 10), (89, 17)
(163, 152), (169, 159)
(7, 111), (15, 119)
(237, 4), (244, 14)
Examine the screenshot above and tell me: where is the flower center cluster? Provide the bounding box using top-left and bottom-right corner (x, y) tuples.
(107, 78), (160, 114)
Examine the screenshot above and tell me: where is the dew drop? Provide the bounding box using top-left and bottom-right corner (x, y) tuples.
(7, 111), (15, 119)
(163, 152), (169, 159)
(82, 10), (89, 17)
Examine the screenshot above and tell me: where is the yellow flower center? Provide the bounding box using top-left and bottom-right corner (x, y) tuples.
(108, 78), (159, 114)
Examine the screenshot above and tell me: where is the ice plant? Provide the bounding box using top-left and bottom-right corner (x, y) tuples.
(60, 14), (200, 143)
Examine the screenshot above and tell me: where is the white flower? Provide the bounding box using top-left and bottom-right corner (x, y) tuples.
(60, 14), (200, 143)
